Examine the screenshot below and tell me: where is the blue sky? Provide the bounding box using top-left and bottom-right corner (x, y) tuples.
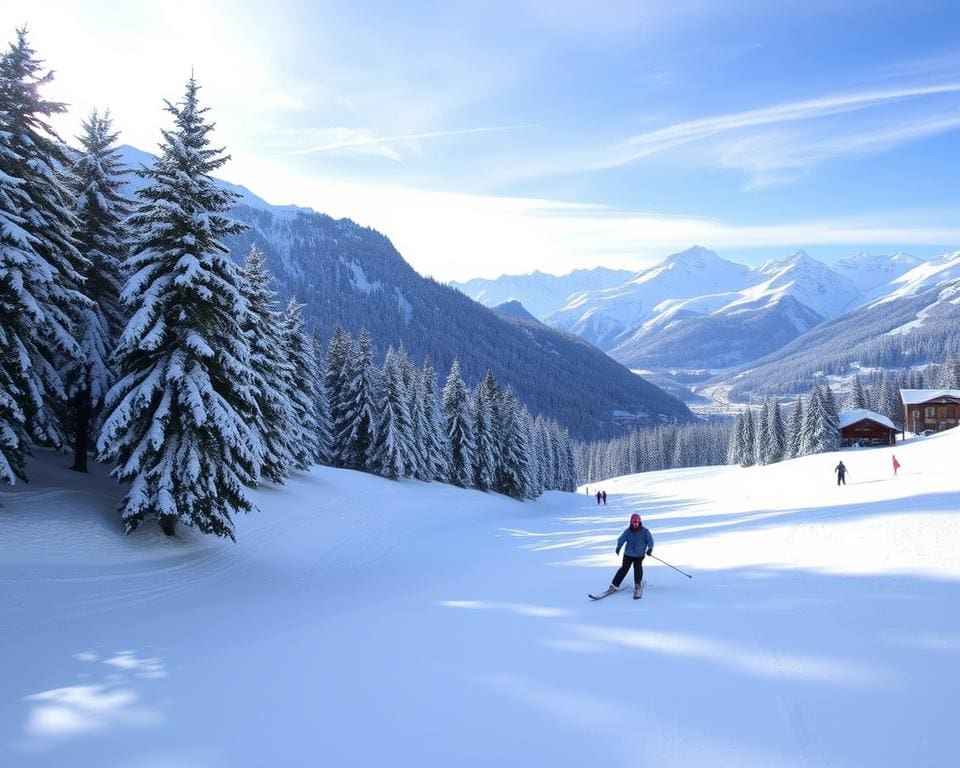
(5, 1), (960, 279)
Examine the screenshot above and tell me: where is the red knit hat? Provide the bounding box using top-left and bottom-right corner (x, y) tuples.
(630, 514), (641, 526)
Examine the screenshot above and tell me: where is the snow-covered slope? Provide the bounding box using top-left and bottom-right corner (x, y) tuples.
(450, 267), (633, 320)
(866, 249), (960, 306)
(3, 429), (958, 767)
(832, 251), (922, 294)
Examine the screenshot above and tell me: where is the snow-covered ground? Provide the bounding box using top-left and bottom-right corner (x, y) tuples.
(2, 430), (959, 767)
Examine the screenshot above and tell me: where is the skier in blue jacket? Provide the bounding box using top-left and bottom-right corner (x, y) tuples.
(603, 513), (654, 598)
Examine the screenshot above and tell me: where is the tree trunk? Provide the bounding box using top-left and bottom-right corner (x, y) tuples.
(160, 515), (177, 537)
(70, 388), (90, 473)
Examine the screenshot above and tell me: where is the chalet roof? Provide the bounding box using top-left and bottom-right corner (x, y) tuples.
(838, 409), (897, 431)
(899, 388), (960, 405)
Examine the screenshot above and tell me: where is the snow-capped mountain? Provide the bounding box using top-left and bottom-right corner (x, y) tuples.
(724, 252), (960, 397)
(832, 251), (923, 294)
(541, 247), (863, 368)
(866, 250), (960, 306)
(546, 246), (754, 349)
(461, 245), (945, 374)
(450, 267), (633, 320)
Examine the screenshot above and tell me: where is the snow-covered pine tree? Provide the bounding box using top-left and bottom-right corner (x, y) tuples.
(396, 345), (424, 478)
(471, 371), (498, 491)
(797, 391), (817, 456)
(754, 403), (770, 465)
(418, 357), (449, 481)
(496, 386), (534, 499)
(908, 367), (924, 390)
(369, 346), (416, 479)
(937, 354), (960, 389)
(766, 399), (787, 464)
(807, 387), (841, 454)
(442, 359), (474, 487)
(97, 77), (256, 539)
(740, 409), (756, 467)
(63, 109), (131, 473)
(311, 330), (333, 465)
(0, 29), (90, 482)
(338, 328), (379, 471)
(560, 424), (578, 492)
(820, 385), (840, 428)
(876, 375), (901, 425)
(727, 411), (745, 466)
(281, 298), (321, 470)
(240, 245), (295, 483)
(785, 395), (803, 459)
(325, 325), (353, 468)
(846, 375), (867, 410)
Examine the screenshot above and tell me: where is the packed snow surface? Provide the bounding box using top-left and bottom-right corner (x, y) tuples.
(2, 429), (959, 767)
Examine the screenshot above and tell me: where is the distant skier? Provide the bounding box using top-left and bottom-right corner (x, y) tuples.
(835, 460), (849, 486)
(892, 454), (900, 476)
(600, 513), (654, 599)
(601, 490), (607, 505)
(596, 490), (602, 505)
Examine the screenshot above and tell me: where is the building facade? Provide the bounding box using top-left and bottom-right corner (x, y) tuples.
(900, 389), (960, 435)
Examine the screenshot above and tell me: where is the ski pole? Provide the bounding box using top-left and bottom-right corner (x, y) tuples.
(648, 554), (693, 579)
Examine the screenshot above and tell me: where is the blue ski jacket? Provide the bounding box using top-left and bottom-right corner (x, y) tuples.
(617, 526), (654, 558)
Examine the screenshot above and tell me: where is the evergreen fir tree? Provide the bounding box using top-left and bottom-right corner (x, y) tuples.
(820, 385), (840, 428)
(442, 359), (474, 487)
(937, 354), (960, 389)
(807, 387), (841, 454)
(325, 325), (353, 468)
(765, 399), (786, 464)
(0, 29), (89, 482)
(64, 109), (131, 472)
(797, 391), (817, 457)
(338, 328), (379, 471)
(97, 77), (256, 539)
(740, 409), (756, 467)
(472, 371), (498, 491)
(727, 412), (745, 465)
(311, 330), (333, 465)
(281, 298), (321, 470)
(877, 376), (901, 425)
(496, 386), (534, 499)
(754, 403), (770, 465)
(847, 375), (867, 410)
(369, 346), (415, 479)
(240, 245), (295, 484)
(418, 357), (449, 481)
(397, 345), (425, 477)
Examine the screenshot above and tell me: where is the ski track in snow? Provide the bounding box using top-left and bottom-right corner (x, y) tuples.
(2, 436), (960, 767)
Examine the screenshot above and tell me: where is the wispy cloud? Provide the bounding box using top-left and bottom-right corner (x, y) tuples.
(718, 112), (960, 189)
(280, 124), (539, 160)
(601, 82), (960, 169)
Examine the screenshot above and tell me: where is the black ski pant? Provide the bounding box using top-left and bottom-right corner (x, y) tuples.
(837, 473), (846, 485)
(612, 554), (644, 587)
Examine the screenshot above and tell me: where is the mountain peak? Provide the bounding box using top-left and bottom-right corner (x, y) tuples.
(664, 245), (720, 268)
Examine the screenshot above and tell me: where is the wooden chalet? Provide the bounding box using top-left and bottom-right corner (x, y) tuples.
(838, 409), (897, 447)
(899, 389), (960, 435)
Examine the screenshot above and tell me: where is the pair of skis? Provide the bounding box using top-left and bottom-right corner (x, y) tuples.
(589, 580), (645, 601)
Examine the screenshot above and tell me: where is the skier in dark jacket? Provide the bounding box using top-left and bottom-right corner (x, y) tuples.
(596, 490), (602, 505)
(601, 490), (607, 505)
(602, 513), (654, 598)
(835, 460), (849, 485)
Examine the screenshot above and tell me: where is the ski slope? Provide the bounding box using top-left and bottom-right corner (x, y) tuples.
(2, 429), (959, 767)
